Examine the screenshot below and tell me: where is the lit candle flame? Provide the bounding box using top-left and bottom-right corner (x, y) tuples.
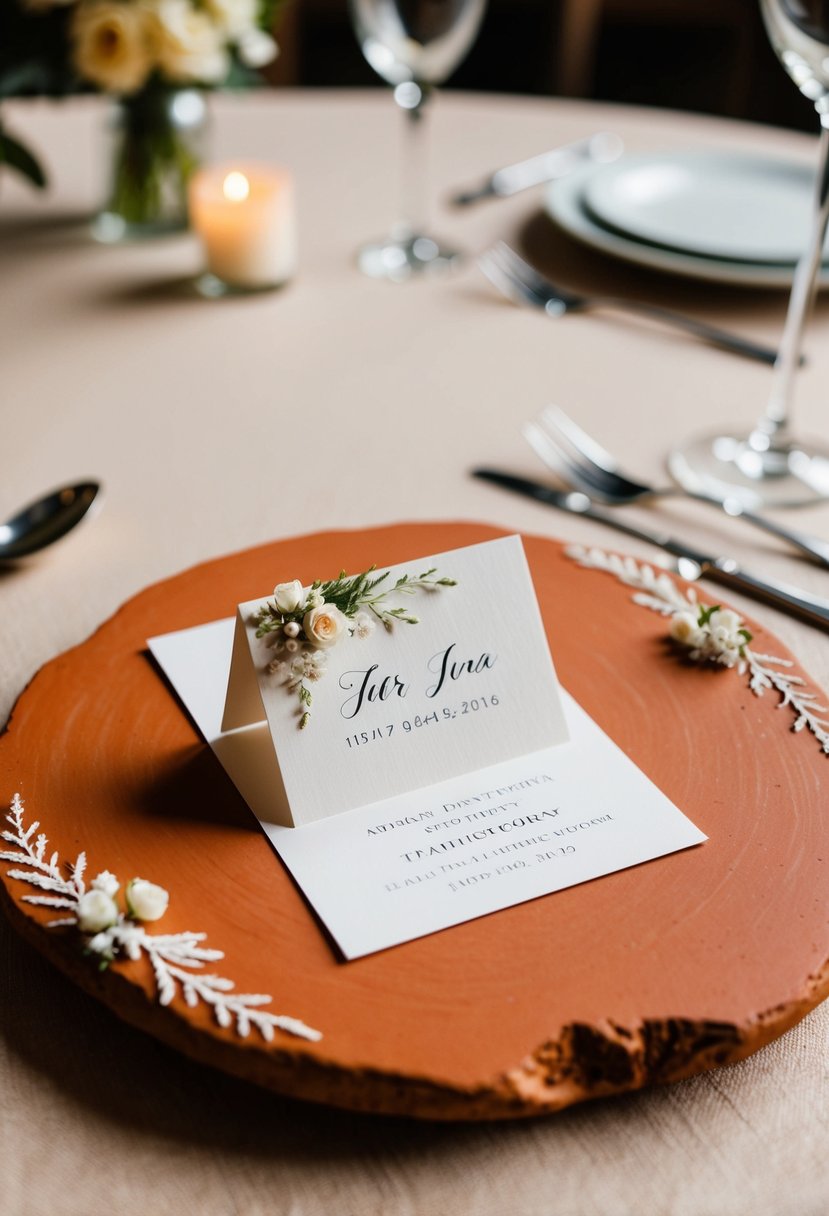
(223, 171), (250, 203)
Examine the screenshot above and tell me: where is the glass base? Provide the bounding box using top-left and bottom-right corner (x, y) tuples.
(669, 429), (829, 507)
(91, 210), (187, 244)
(195, 272), (288, 299)
(356, 232), (461, 281)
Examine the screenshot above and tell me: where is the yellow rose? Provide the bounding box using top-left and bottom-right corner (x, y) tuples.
(71, 1), (157, 94)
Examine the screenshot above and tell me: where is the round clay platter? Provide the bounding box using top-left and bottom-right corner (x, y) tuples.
(1, 522), (828, 1121)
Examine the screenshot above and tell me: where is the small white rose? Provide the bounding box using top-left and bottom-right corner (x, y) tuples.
(126, 878), (169, 922)
(273, 579), (305, 615)
(669, 610), (705, 649)
(90, 870), (120, 898)
(305, 588), (324, 609)
(76, 889), (120, 934)
(303, 603), (348, 649)
(283, 620), (301, 638)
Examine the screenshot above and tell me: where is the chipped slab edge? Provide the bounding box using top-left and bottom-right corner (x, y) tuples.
(3, 878), (827, 1122)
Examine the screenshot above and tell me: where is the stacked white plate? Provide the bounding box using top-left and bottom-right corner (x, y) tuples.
(544, 149), (829, 288)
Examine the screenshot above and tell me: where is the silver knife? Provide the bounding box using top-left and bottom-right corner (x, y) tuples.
(451, 133), (623, 207)
(474, 468), (829, 631)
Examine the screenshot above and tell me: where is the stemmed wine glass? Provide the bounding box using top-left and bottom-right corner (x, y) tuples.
(349, 0), (487, 281)
(669, 0), (829, 506)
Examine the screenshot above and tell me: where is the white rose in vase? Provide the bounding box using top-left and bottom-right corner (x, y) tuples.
(204, 0), (256, 37)
(149, 0), (229, 85)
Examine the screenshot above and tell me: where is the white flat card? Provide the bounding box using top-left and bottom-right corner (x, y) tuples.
(149, 564), (706, 960)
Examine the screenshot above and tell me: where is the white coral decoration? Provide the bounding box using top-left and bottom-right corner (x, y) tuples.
(566, 545), (829, 756)
(1, 795), (322, 1043)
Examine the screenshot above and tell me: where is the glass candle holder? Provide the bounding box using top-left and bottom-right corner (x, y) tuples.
(188, 162), (297, 295)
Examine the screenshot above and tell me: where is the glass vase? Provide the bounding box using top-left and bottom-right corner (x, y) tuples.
(92, 85), (208, 243)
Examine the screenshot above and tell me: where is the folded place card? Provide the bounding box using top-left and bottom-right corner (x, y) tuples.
(149, 536), (706, 959)
(219, 536), (569, 826)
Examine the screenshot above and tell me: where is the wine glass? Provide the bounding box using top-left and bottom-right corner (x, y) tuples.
(669, 0), (829, 506)
(349, 0), (487, 281)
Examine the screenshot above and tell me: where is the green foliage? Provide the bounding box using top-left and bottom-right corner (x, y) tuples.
(254, 561), (457, 728)
(0, 122), (46, 187)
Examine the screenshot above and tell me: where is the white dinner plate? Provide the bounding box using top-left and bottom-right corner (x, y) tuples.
(543, 160), (829, 289)
(582, 150), (823, 264)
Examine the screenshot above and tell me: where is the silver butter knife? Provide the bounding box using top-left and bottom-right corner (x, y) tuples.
(474, 468), (829, 631)
(451, 133), (623, 207)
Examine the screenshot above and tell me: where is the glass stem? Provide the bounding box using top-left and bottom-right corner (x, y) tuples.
(751, 119), (829, 451)
(396, 83), (430, 238)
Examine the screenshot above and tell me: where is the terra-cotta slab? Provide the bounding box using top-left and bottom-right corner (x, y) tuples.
(1, 523), (827, 1119)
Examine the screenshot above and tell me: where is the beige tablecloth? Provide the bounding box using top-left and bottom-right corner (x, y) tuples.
(2, 90), (828, 1216)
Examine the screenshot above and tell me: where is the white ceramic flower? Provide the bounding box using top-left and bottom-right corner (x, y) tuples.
(126, 877), (170, 922)
(150, 0), (229, 85)
(303, 604), (348, 649)
(274, 579), (305, 615)
(669, 610), (705, 649)
(76, 888), (120, 933)
(71, 1), (157, 94)
(90, 869), (120, 898)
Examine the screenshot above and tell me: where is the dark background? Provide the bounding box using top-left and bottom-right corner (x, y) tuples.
(268, 0), (817, 134)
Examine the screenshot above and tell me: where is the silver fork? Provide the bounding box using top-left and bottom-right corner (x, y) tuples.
(523, 405), (829, 568)
(480, 241), (782, 367)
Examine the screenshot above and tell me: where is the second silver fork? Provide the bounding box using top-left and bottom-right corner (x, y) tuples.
(524, 405), (829, 568)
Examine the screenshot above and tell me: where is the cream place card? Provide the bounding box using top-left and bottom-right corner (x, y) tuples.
(148, 536), (706, 959)
(218, 537), (569, 826)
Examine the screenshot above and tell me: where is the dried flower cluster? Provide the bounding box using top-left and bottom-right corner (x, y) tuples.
(566, 545), (829, 755)
(254, 565), (457, 728)
(669, 603), (752, 668)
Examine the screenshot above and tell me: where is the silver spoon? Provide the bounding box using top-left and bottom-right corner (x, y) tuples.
(0, 482), (101, 561)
